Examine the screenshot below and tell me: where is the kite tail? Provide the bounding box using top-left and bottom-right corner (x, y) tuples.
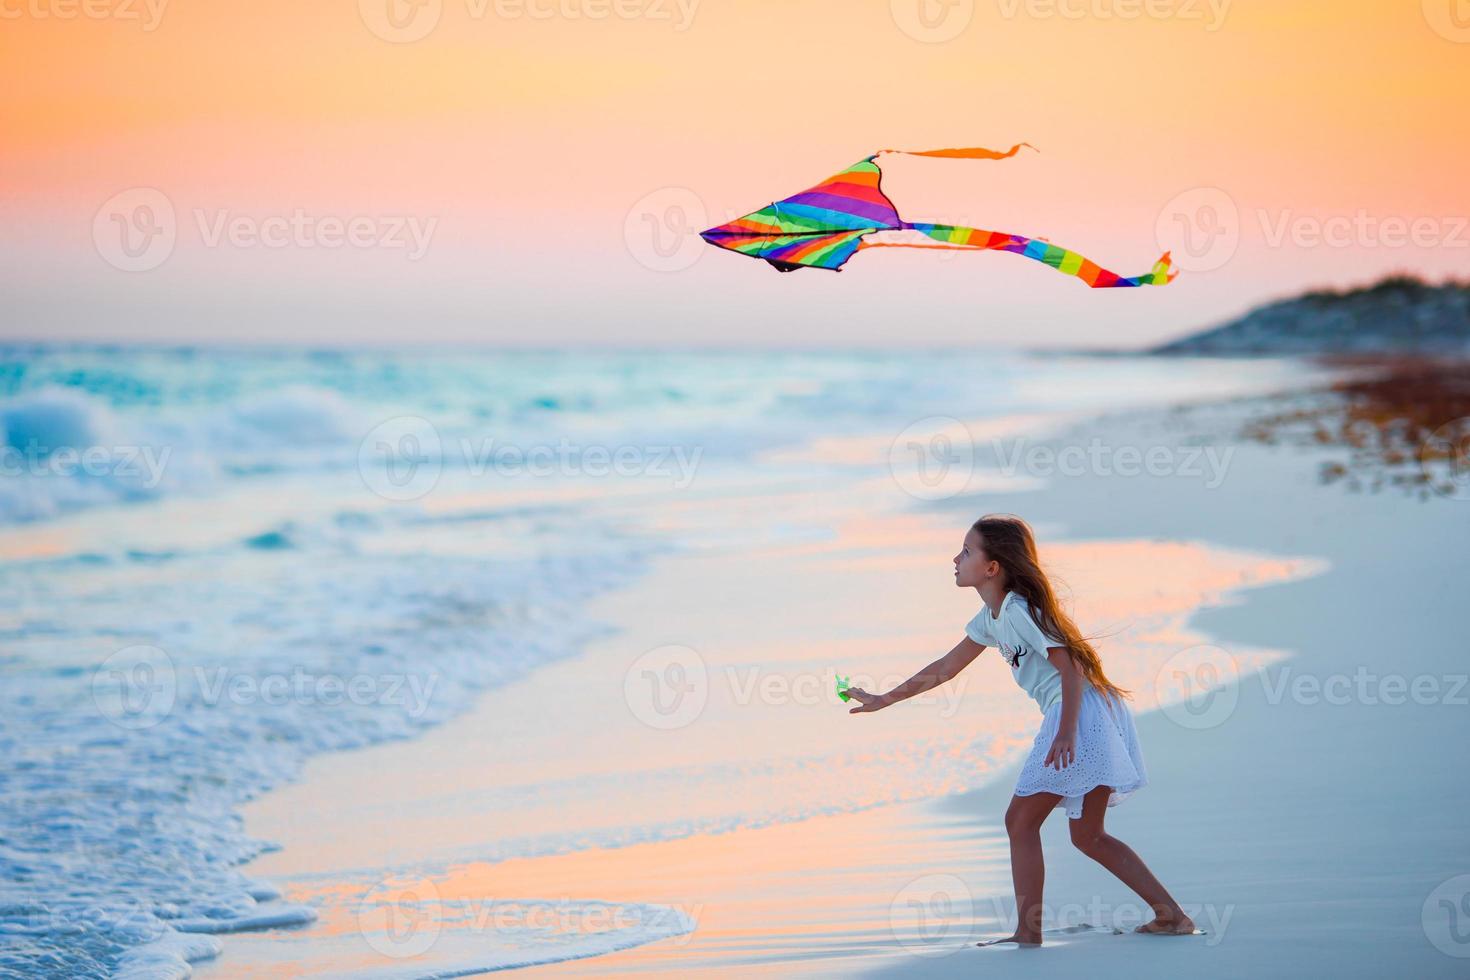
(869, 224), (1178, 288)
(875, 142), (1038, 161)
(1141, 250), (1178, 286)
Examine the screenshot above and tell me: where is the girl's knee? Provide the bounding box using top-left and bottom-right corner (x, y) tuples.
(1005, 804), (1042, 838)
(1069, 823), (1108, 855)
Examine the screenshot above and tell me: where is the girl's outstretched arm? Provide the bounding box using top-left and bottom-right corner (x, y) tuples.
(847, 636), (986, 714)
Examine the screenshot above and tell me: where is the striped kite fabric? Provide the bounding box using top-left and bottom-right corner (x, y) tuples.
(698, 145), (1176, 288)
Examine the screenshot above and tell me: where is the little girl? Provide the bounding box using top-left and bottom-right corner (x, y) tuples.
(844, 514), (1195, 945)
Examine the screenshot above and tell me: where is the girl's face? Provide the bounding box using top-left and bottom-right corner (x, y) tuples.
(953, 528), (996, 588)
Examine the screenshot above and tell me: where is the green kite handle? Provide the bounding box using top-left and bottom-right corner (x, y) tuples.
(836, 674), (851, 702)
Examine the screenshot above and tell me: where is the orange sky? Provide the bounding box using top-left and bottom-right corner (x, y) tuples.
(2, 0), (1467, 347)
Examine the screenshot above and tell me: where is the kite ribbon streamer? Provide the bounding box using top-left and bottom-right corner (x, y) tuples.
(875, 142), (1037, 160)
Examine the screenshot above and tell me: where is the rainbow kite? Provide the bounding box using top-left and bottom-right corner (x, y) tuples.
(700, 143), (1176, 288)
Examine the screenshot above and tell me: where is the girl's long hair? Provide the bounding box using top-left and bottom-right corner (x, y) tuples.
(972, 514), (1130, 704)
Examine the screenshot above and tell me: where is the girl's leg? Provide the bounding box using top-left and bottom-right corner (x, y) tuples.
(978, 792), (1062, 947)
(1068, 785), (1195, 934)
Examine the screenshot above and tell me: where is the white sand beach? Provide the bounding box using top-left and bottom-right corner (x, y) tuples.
(200, 373), (1470, 979)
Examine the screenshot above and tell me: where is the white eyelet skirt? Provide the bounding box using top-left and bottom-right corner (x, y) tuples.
(1014, 684), (1148, 820)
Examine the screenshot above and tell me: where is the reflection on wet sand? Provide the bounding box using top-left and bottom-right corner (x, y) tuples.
(219, 803), (994, 978)
(214, 504), (1322, 978)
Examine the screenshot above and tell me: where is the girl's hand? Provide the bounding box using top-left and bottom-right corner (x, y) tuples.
(846, 688), (887, 714)
(1044, 733), (1076, 769)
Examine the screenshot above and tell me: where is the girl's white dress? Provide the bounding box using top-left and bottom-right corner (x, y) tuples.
(966, 591), (1147, 820)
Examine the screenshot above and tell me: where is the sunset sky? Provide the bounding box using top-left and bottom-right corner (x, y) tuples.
(3, 0), (1467, 348)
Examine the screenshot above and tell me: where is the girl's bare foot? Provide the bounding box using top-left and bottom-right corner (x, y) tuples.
(1134, 911), (1196, 935)
(976, 931), (1042, 947)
